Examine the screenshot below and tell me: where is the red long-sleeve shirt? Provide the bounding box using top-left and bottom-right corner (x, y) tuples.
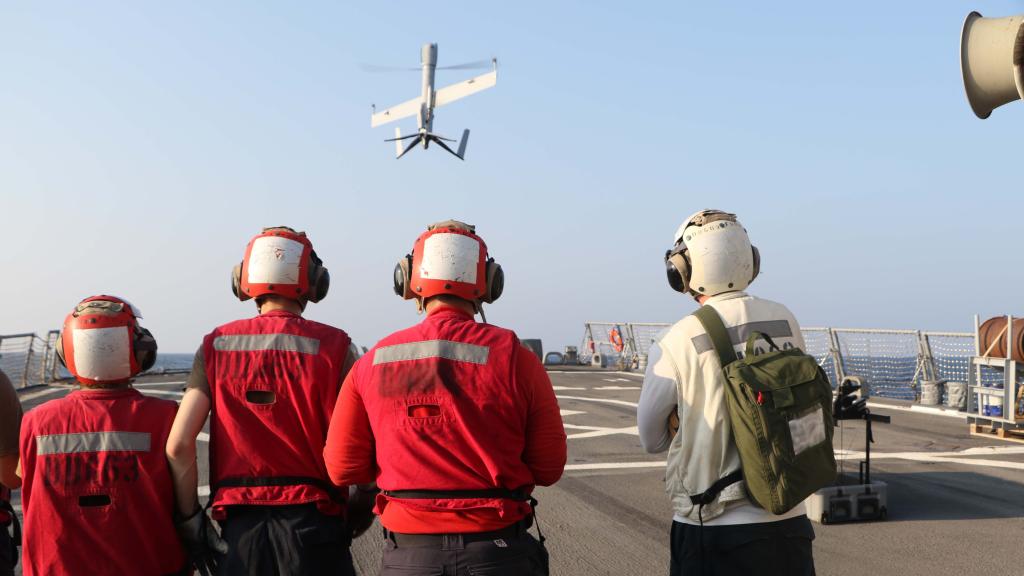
(324, 307), (566, 533)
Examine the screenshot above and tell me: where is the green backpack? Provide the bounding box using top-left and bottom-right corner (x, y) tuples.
(690, 305), (837, 516)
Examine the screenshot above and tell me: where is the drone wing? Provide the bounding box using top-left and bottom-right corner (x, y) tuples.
(371, 96), (422, 128)
(434, 70), (497, 108)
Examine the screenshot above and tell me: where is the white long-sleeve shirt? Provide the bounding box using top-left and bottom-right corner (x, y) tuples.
(637, 291), (808, 525)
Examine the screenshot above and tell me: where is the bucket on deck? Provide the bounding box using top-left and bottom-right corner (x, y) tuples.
(983, 396), (1004, 418)
(920, 380), (945, 406)
(945, 381), (967, 410)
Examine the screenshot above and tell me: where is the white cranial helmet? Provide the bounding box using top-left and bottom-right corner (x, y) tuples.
(667, 210), (759, 296)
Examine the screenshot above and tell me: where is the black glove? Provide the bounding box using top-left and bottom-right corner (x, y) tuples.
(347, 484), (379, 539)
(175, 508), (228, 576)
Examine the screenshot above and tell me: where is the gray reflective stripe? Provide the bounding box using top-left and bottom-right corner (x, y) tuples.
(373, 340), (490, 366)
(691, 320), (793, 354)
(213, 334), (320, 354)
(36, 431), (151, 455)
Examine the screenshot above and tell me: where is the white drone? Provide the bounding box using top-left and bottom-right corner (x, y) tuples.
(370, 43), (497, 160)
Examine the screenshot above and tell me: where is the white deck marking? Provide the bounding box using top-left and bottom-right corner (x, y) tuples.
(560, 409), (587, 417)
(141, 389), (185, 399)
(956, 445), (1024, 456)
(835, 445), (1024, 458)
(198, 432), (209, 442)
(17, 387), (66, 402)
(565, 425), (639, 440)
(563, 446), (1024, 474)
(556, 395), (639, 408)
(835, 444), (1024, 470)
(552, 386), (587, 391)
(199, 485), (210, 497)
(865, 401), (965, 420)
(565, 461), (666, 471)
(594, 386), (641, 391)
(836, 451), (1024, 471)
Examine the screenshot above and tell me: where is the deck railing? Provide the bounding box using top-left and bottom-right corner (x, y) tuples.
(580, 322), (974, 401)
(0, 331), (60, 389)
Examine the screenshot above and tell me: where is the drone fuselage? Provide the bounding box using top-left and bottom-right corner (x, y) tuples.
(419, 43), (437, 144)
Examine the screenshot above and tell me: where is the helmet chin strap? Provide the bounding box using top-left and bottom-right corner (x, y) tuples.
(476, 302), (487, 324)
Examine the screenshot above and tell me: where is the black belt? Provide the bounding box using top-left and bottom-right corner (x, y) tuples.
(381, 487), (545, 546)
(385, 521), (528, 548)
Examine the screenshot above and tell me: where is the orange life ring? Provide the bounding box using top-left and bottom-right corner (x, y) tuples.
(609, 328), (624, 353)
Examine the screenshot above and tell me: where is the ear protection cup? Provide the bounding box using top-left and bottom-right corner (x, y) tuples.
(306, 250), (330, 303)
(750, 245), (761, 283)
(664, 246), (691, 294)
(393, 255), (414, 299)
(482, 259), (504, 304)
(134, 327), (158, 372)
(55, 333), (68, 368)
(309, 267), (329, 303)
(231, 262), (251, 301)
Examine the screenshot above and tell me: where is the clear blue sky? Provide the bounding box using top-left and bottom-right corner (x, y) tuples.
(2, 1), (1022, 353)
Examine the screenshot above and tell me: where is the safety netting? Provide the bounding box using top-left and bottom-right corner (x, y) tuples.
(833, 329), (923, 401)
(0, 332), (58, 389)
(924, 333), (975, 385)
(575, 322), (974, 402)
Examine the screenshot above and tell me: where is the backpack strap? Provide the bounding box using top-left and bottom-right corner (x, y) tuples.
(691, 306), (745, 509)
(693, 305), (738, 366)
(688, 470), (744, 506)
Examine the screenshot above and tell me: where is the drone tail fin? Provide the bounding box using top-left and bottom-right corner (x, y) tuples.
(456, 129), (470, 160)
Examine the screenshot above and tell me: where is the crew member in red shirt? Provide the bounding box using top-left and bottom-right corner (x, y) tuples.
(166, 226), (361, 576)
(324, 220), (567, 576)
(19, 296), (187, 576)
(0, 368), (23, 576)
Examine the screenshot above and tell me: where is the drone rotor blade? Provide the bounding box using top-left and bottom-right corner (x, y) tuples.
(396, 135), (423, 159)
(430, 136), (465, 160)
(435, 59), (493, 71)
(429, 133), (457, 142)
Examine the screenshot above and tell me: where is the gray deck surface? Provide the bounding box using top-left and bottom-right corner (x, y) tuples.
(12, 369), (1024, 575)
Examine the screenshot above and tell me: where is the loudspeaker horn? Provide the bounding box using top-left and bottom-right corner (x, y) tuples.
(960, 11), (1024, 119)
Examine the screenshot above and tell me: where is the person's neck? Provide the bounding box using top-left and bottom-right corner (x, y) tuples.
(696, 294), (710, 305)
(424, 297), (476, 317)
(259, 298), (303, 315)
(80, 383), (132, 391)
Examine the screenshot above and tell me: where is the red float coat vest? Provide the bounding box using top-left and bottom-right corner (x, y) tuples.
(363, 308), (536, 520)
(18, 388), (185, 576)
(204, 310), (351, 519)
